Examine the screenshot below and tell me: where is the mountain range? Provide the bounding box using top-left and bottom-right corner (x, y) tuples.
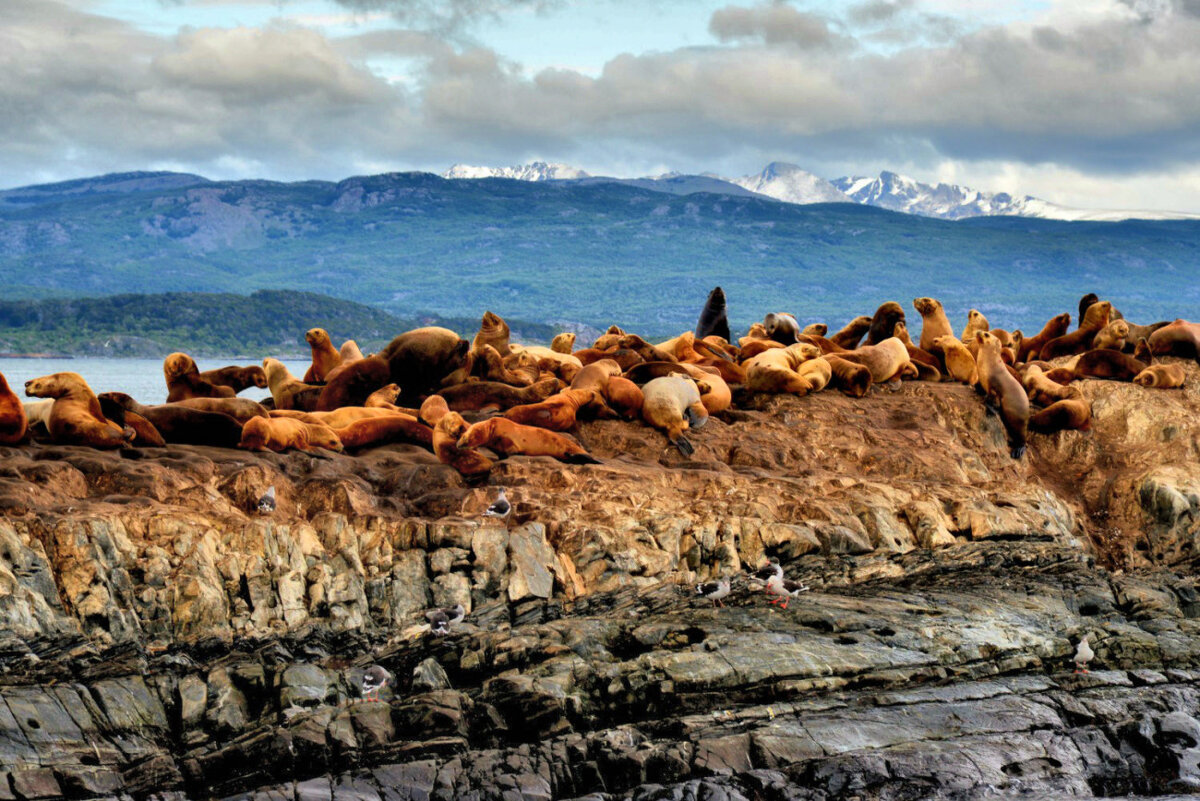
(442, 161), (1198, 222)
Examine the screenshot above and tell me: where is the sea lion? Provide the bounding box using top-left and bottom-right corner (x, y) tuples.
(99, 392), (244, 448)
(656, 331), (704, 363)
(744, 344), (821, 395)
(796, 356), (832, 392)
(764, 312), (801, 345)
(23, 399), (52, 435)
(0, 371), (28, 445)
(1078, 294), (1123, 326)
(974, 331), (1028, 459)
(1016, 313), (1071, 362)
(1021, 364), (1075, 407)
(270, 406), (403, 429)
(1040, 302), (1112, 359)
(618, 335), (676, 363)
(739, 339), (786, 361)
(795, 334), (848, 355)
(825, 355), (872, 398)
(316, 355), (390, 412)
(913, 297), (954, 353)
(332, 415), (434, 449)
(895, 323), (942, 379)
(239, 416), (343, 454)
(576, 348), (644, 370)
(624, 361), (693, 385)
(931, 336), (977, 384)
(1029, 387), (1092, 434)
(458, 417), (599, 464)
(641, 375), (709, 456)
(833, 338), (917, 383)
(380, 327), (473, 400)
(432, 411), (493, 480)
(438, 378), (560, 412)
(473, 311), (512, 357)
(198, 365), (268, 393)
(960, 309), (989, 343)
(25, 373), (131, 449)
(1093, 320), (1129, 351)
(551, 332), (576, 354)
(802, 323), (828, 337)
(508, 345), (583, 381)
(677, 363), (732, 413)
(263, 358), (322, 411)
(1134, 364), (1186, 389)
(174, 397), (269, 425)
(303, 328), (343, 383)
(474, 344), (535, 386)
(695, 287), (731, 342)
(1122, 321), (1169, 351)
(570, 360), (623, 392)
(419, 395), (450, 426)
(1148, 319), (1200, 359)
(738, 323), (769, 349)
(1071, 349), (1148, 382)
(830, 316), (873, 349)
(96, 396), (165, 447)
(503, 388), (612, 431)
(603, 376), (644, 419)
(365, 384), (406, 410)
(339, 340), (365, 363)
(164, 353), (236, 403)
(866, 302), (906, 346)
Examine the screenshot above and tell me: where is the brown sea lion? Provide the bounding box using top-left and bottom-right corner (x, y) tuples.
(834, 338), (917, 383)
(197, 365), (268, 393)
(1071, 349), (1148, 382)
(737, 323), (769, 349)
(263, 358), (322, 411)
(1093, 320), (1129, 351)
(802, 323), (828, 337)
(174, 397), (269, 425)
(332, 415), (434, 449)
(339, 340), (365, 363)
(316, 355), (390, 412)
(570, 360), (623, 392)
(960, 309), (989, 343)
(551, 332), (576, 354)
(1016, 313), (1071, 362)
(472, 344), (534, 386)
(764, 312), (801, 345)
(825, 355), (872, 397)
(1148, 319), (1200, 359)
(830, 316), (873, 349)
(96, 396), (165, 447)
(473, 311), (512, 357)
(618, 334), (676, 363)
(913, 298), (955, 353)
(99, 392), (243, 448)
(433, 411), (493, 480)
(1134, 364), (1186, 389)
(438, 378), (560, 412)
(165, 353), (236, 403)
(975, 331), (1028, 459)
(677, 363), (732, 413)
(458, 417), (599, 464)
(695, 287), (731, 342)
(656, 331), (704, 363)
(503, 388), (612, 431)
(739, 339), (786, 361)
(795, 334), (848, 355)
(26, 373), (131, 449)
(379, 327), (473, 400)
(1078, 294), (1123, 326)
(364, 384), (407, 410)
(1122, 321), (1169, 352)
(931, 336), (977, 384)
(895, 323), (942, 379)
(303, 328), (343, 383)
(239, 416), (343, 453)
(419, 394), (450, 426)
(270, 406), (402, 429)
(642, 375), (709, 456)
(1040, 301), (1112, 359)
(603, 376), (644, 419)
(865, 302), (906, 346)
(0, 371), (28, 445)
(1021, 364), (1075, 407)
(1029, 387), (1092, 434)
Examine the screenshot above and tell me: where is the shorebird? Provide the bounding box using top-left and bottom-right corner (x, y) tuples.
(1074, 635), (1094, 674)
(765, 571), (808, 610)
(256, 486), (276, 515)
(360, 664), (392, 702)
(426, 604), (466, 636)
(483, 488), (511, 519)
(695, 578), (731, 608)
(747, 561), (782, 594)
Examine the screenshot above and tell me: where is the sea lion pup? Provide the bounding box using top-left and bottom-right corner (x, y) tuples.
(912, 297), (954, 352)
(551, 332), (576, 354)
(1016, 313), (1071, 362)
(1022, 364), (1076, 407)
(198, 365), (268, 394)
(432, 411), (493, 480)
(100, 392), (244, 448)
(503, 388), (613, 430)
(802, 323), (828, 337)
(738, 322), (770, 349)
(1134, 363), (1186, 389)
(1148, 319), (1200, 359)
(695, 286), (731, 342)
(865, 302), (906, 346)
(604, 376), (644, 419)
(1070, 349), (1149, 382)
(744, 343), (821, 395)
(830, 316), (873, 349)
(618, 334), (677, 363)
(332, 415), (434, 450)
(508, 345), (583, 382)
(239, 416), (343, 454)
(1040, 301), (1112, 359)
(438, 378), (560, 412)
(379, 326), (472, 400)
(263, 358), (321, 411)
(458, 417), (600, 464)
(959, 309), (989, 343)
(315, 355), (390, 412)
(1078, 293), (1124, 325)
(834, 338), (918, 383)
(642, 374), (709, 456)
(164, 352), (236, 403)
(894, 322), (943, 380)
(340, 340), (365, 363)
(974, 331), (1028, 459)
(764, 312), (801, 345)
(1093, 320), (1130, 351)
(931, 336), (977, 384)
(1029, 387), (1092, 434)
(174, 397), (269, 425)
(474, 344), (535, 386)
(25, 373), (131, 449)
(824, 354), (872, 398)
(303, 328), (343, 383)
(364, 383), (420, 414)
(0, 372), (28, 445)
(473, 311), (512, 357)
(97, 396), (165, 448)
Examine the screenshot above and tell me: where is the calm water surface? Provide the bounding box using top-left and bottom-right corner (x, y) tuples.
(0, 357), (310, 405)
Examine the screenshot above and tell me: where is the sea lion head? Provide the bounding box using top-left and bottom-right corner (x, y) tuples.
(1111, 320), (1130, 338)
(163, 352), (199, 383)
(238, 417), (269, 450)
(1134, 369), (1155, 387)
(419, 394), (450, 425)
(436, 411), (470, 441)
(913, 297), (941, 315)
(24, 372), (87, 399)
(306, 424), (344, 452)
(745, 323), (768, 340)
(305, 328), (332, 348)
(802, 323), (827, 337)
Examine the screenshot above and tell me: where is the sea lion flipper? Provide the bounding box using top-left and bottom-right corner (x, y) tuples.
(685, 407), (708, 429)
(563, 453), (601, 465)
(673, 436), (694, 457)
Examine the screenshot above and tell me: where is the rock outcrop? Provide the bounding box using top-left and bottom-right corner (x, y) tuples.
(1, 366), (1199, 799)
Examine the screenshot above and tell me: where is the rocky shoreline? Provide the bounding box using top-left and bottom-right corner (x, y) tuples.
(1, 368), (1199, 799)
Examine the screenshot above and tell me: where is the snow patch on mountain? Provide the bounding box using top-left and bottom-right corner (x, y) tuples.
(731, 162), (850, 205)
(443, 162), (589, 181)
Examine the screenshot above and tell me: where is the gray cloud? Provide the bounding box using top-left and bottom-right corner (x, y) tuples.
(708, 3), (848, 49)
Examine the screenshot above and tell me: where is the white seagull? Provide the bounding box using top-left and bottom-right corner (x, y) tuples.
(1074, 635), (1094, 674)
(361, 664), (392, 702)
(483, 489), (511, 519)
(765, 572), (808, 610)
(695, 578), (731, 608)
(256, 485), (276, 515)
(426, 604), (466, 636)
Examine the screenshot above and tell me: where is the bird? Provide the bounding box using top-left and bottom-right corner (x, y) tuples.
(695, 578), (731, 608)
(747, 561), (782, 594)
(256, 485), (276, 515)
(360, 664), (392, 702)
(483, 488), (511, 519)
(425, 604), (466, 636)
(765, 571), (808, 610)
(1074, 635), (1094, 673)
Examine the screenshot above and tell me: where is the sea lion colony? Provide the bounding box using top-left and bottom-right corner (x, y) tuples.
(8, 288), (1197, 474)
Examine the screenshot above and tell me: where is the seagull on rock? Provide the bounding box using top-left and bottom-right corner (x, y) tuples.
(765, 571), (808, 610)
(1074, 635), (1094, 674)
(426, 604), (466, 636)
(256, 485), (276, 515)
(360, 664), (392, 702)
(695, 578), (731, 608)
(483, 489), (511, 519)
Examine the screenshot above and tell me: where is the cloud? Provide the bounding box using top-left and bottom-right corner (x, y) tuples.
(326, 0), (564, 35)
(709, 3), (849, 49)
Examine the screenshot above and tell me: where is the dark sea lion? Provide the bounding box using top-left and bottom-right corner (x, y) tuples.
(100, 392), (244, 448)
(1071, 349), (1149, 382)
(763, 312), (800, 345)
(165, 353), (236, 403)
(1029, 388), (1092, 434)
(695, 286), (731, 342)
(865, 302), (906, 346)
(173, 397), (269, 425)
(1078, 294), (1123, 326)
(379, 327), (472, 399)
(1016, 313), (1070, 362)
(316, 355), (391, 412)
(97, 396), (165, 447)
(1148, 319), (1200, 360)
(824, 354), (872, 397)
(198, 365), (268, 393)
(1040, 302), (1111, 359)
(437, 378), (559, 412)
(829, 316), (873, 349)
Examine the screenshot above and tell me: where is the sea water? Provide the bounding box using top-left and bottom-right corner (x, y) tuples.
(0, 357), (311, 406)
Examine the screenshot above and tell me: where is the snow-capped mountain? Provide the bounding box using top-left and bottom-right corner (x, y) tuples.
(731, 162), (849, 205)
(442, 161), (589, 181)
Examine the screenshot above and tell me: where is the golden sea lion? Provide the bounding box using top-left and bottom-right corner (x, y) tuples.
(551, 332), (576, 354)
(641, 375), (709, 456)
(332, 415), (434, 449)
(0, 371), (28, 445)
(25, 373), (131, 449)
(458, 417), (599, 463)
(975, 331), (1028, 459)
(913, 297), (955, 353)
(164, 352), (236, 403)
(1093, 320), (1130, 351)
(1016, 313), (1071, 362)
(618, 334), (676, 363)
(834, 338), (917, 383)
(744, 344), (820, 395)
(960, 309), (989, 343)
(802, 323), (828, 337)
(603, 376), (644, 419)
(239, 416), (342, 453)
(931, 336), (977, 384)
(473, 311), (512, 357)
(264, 358), (322, 411)
(503, 388), (612, 431)
(830, 316), (873, 349)
(570, 359), (623, 392)
(339, 340), (365, 363)
(433, 411), (493, 480)
(1134, 364), (1186, 389)
(303, 328), (342, 383)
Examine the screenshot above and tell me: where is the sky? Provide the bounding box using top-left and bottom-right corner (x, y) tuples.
(4, 0), (1200, 211)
